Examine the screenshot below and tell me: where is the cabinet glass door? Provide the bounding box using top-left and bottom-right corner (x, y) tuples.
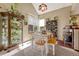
(2, 16), (8, 49)
(11, 17), (22, 45)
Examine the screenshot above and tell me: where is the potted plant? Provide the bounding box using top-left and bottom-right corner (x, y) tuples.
(69, 16), (77, 26)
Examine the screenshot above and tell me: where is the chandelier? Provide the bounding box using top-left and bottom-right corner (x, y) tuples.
(39, 3), (47, 12)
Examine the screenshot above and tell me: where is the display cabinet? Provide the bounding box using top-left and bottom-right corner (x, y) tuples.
(0, 12), (9, 50)
(0, 12), (24, 50)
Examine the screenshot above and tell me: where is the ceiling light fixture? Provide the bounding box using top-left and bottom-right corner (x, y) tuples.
(39, 3), (47, 12)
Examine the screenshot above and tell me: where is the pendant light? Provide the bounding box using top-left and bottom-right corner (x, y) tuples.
(39, 3), (47, 12)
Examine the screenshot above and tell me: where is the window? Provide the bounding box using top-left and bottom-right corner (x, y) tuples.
(39, 19), (45, 27)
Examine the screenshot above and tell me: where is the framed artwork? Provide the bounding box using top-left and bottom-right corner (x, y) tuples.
(28, 25), (33, 33)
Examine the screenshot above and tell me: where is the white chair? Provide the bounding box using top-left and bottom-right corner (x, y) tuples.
(47, 34), (57, 56)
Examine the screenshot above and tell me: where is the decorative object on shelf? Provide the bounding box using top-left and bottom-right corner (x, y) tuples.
(39, 3), (47, 12)
(69, 16), (77, 25)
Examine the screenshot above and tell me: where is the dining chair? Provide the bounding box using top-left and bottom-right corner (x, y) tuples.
(47, 34), (57, 56)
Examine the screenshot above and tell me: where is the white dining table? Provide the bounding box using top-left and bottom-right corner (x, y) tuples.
(31, 32), (49, 56)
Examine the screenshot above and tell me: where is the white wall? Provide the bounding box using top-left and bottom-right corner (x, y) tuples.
(72, 4), (79, 15)
(28, 16), (39, 26)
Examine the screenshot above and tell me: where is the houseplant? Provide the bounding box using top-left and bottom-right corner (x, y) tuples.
(69, 16), (77, 25)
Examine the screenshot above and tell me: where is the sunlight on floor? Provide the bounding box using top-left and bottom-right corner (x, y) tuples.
(2, 41), (32, 56)
(19, 41), (31, 50)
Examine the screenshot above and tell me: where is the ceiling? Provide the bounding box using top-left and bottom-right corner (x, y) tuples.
(32, 3), (72, 15)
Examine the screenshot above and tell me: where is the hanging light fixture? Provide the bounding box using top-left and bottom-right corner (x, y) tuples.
(39, 3), (47, 12)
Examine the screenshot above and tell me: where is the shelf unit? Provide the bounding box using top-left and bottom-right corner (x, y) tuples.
(46, 20), (58, 37)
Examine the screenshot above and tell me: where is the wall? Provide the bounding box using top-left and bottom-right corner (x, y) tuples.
(28, 15), (39, 26)
(71, 4), (79, 25)
(16, 3), (39, 41)
(39, 6), (72, 40)
(16, 3), (38, 18)
(72, 4), (79, 15)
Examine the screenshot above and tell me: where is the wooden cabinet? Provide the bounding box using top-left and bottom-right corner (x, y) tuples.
(0, 12), (9, 49)
(0, 12), (24, 50)
(74, 29), (79, 50)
